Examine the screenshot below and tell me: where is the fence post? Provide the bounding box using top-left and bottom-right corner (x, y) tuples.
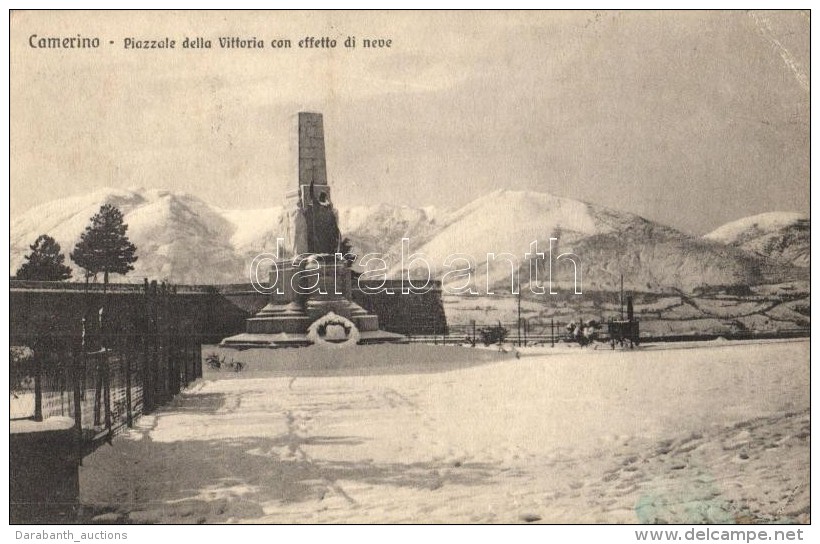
(149, 280), (159, 411)
(195, 340), (202, 379)
(80, 317), (87, 403)
(167, 283), (173, 396)
(93, 355), (102, 427)
(103, 352), (112, 443)
(172, 336), (179, 395)
(182, 340), (189, 387)
(125, 341), (133, 428)
(166, 282), (176, 397)
(141, 334), (149, 415)
(72, 346), (84, 463)
(193, 339), (198, 381)
(191, 339), (196, 382)
(141, 279), (150, 413)
(159, 281), (168, 403)
(33, 347), (43, 422)
(60, 339), (69, 417)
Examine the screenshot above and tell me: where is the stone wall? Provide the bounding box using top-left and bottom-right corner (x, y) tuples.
(10, 419), (79, 523)
(10, 279), (448, 341)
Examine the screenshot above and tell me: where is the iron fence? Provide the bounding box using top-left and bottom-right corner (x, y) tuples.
(10, 281), (203, 454)
(404, 319), (810, 347)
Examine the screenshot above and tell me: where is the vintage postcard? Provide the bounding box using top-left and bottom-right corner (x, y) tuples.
(8, 9), (810, 532)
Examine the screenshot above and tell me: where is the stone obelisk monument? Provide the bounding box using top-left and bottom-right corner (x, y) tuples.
(221, 113), (405, 348)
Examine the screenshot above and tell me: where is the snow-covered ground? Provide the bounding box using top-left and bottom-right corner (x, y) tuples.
(79, 339), (809, 524)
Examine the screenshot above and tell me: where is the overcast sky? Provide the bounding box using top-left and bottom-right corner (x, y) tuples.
(10, 10), (809, 234)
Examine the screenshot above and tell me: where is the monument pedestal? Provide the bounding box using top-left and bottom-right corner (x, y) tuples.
(221, 256), (405, 349)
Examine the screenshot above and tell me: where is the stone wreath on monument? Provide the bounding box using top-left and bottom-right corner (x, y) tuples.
(306, 312), (361, 348)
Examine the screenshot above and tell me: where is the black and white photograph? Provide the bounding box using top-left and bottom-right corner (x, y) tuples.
(7, 9), (811, 532)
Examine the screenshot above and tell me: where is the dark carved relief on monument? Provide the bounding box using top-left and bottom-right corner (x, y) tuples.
(303, 179), (341, 255)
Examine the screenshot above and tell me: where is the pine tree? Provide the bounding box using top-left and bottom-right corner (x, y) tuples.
(15, 234), (73, 281)
(71, 204), (138, 285)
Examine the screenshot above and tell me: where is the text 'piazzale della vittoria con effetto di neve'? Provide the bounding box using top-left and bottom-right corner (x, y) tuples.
(28, 34), (393, 50)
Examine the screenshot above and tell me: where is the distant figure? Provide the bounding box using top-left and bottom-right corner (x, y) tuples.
(565, 321), (576, 343)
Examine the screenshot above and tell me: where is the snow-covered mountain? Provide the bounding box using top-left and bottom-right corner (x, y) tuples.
(10, 187), (804, 291)
(9, 187), (447, 285)
(10, 188), (245, 284)
(383, 190), (781, 292)
(704, 212), (810, 268)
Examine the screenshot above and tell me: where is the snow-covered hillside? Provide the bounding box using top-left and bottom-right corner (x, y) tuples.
(386, 190), (780, 292)
(705, 212), (810, 268)
(10, 187), (803, 290)
(11, 188), (244, 284)
(10, 188), (446, 285)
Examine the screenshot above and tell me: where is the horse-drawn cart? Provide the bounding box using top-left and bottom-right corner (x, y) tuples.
(607, 319), (640, 348)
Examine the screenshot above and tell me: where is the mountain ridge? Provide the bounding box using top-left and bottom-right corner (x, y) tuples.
(10, 187), (806, 290)
(704, 212), (810, 268)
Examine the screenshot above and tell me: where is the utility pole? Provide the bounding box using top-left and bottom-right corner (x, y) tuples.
(471, 319), (476, 347)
